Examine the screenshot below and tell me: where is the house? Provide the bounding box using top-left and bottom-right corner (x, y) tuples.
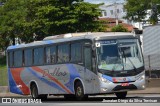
(99, 2), (155, 29)
(99, 18), (135, 32)
(99, 3), (128, 23)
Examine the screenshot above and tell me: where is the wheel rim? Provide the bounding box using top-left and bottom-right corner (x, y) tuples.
(76, 87), (82, 97)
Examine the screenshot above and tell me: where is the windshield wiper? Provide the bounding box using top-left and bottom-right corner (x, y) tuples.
(121, 49), (137, 73)
(118, 48), (125, 71)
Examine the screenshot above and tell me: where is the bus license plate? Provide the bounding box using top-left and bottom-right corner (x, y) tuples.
(121, 83), (129, 86)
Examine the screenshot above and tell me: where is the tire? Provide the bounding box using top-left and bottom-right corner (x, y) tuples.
(115, 91), (127, 99)
(74, 81), (88, 101)
(31, 84), (39, 99)
(31, 84), (47, 100)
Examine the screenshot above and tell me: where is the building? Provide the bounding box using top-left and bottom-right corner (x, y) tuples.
(99, 3), (158, 30)
(99, 3), (128, 23)
(99, 18), (135, 32)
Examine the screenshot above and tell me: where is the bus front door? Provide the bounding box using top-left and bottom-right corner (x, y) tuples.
(83, 46), (96, 94)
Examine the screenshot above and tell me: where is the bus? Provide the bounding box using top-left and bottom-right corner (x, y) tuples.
(7, 32), (145, 100)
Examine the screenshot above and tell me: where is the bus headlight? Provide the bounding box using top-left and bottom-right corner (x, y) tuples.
(137, 74), (145, 81)
(99, 77), (111, 84)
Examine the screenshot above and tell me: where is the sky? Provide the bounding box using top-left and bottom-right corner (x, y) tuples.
(84, 0), (125, 4)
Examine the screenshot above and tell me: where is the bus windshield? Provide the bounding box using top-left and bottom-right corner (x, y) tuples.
(96, 39), (144, 72)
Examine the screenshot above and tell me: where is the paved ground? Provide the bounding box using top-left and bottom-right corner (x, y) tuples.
(0, 94), (160, 106)
(0, 79), (159, 97)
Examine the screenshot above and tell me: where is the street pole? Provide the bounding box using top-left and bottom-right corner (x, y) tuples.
(114, 2), (119, 25)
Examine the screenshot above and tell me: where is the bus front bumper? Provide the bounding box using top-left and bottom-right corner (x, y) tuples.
(100, 78), (145, 93)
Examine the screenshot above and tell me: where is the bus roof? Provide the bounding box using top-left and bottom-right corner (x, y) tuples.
(7, 32), (135, 50)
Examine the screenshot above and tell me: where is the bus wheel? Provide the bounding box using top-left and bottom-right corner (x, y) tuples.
(31, 84), (47, 100)
(115, 91), (127, 99)
(75, 81), (88, 100)
(31, 84), (39, 99)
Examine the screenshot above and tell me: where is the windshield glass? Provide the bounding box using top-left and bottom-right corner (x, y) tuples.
(96, 39), (143, 71)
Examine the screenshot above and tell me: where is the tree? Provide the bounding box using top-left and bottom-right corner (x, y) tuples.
(111, 25), (128, 32)
(124, 0), (160, 25)
(0, 0), (27, 46)
(0, 0), (104, 50)
(26, 0), (104, 38)
(124, 0), (149, 22)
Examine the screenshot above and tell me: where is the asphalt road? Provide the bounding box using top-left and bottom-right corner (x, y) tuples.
(0, 94), (160, 106)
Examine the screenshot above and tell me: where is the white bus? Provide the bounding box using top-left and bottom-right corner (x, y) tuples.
(7, 32), (145, 100)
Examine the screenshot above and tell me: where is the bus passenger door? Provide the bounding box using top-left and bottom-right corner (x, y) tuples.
(83, 46), (95, 93)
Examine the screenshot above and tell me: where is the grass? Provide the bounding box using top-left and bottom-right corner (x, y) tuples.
(0, 56), (8, 86)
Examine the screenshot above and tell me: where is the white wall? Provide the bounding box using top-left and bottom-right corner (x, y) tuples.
(99, 3), (127, 23)
(99, 3), (154, 29)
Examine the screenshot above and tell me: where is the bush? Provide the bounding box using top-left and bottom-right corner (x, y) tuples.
(0, 56), (6, 65)
(111, 25), (128, 32)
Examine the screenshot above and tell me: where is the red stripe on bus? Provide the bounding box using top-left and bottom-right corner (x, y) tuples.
(32, 66), (72, 94)
(10, 68), (30, 95)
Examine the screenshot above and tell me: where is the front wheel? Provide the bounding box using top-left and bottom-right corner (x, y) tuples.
(75, 81), (88, 100)
(115, 91), (127, 99)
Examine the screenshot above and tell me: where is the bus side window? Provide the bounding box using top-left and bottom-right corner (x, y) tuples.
(8, 52), (14, 67)
(24, 49), (32, 66)
(71, 43), (82, 62)
(58, 44), (69, 63)
(46, 46), (56, 64)
(34, 48), (44, 65)
(14, 50), (22, 67)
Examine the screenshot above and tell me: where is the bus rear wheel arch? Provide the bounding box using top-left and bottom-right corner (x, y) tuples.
(74, 80), (88, 100)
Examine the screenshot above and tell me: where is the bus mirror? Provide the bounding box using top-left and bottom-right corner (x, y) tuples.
(133, 28), (143, 34)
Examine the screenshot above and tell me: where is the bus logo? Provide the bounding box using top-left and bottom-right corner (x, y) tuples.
(123, 78), (126, 81)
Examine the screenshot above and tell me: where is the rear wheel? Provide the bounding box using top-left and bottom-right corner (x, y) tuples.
(115, 91), (127, 99)
(31, 84), (47, 100)
(31, 84), (39, 99)
(75, 81), (88, 100)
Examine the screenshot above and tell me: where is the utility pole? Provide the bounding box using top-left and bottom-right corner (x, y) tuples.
(114, 1), (119, 25)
